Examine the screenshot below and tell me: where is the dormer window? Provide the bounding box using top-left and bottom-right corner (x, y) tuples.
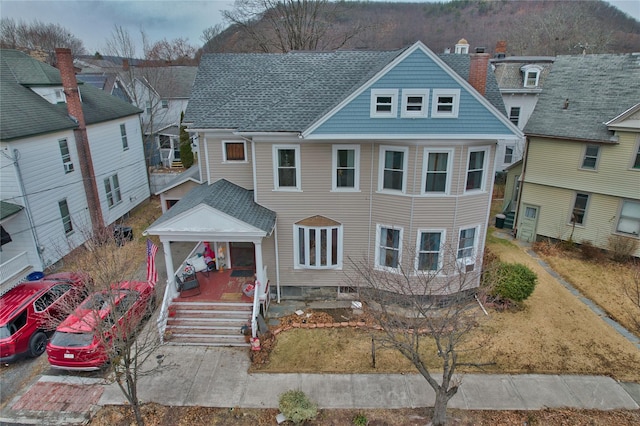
(521, 65), (542, 88)
(431, 89), (460, 118)
(370, 89), (398, 118)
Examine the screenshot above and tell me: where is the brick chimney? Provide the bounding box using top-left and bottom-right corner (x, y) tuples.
(495, 40), (507, 58)
(469, 50), (490, 96)
(55, 48), (104, 229)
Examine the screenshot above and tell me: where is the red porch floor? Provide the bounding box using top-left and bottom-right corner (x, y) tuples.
(173, 268), (255, 303)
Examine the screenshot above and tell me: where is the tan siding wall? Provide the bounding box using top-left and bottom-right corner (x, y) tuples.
(205, 135), (254, 189)
(526, 135), (640, 199)
(250, 140), (494, 289)
(163, 181), (200, 199)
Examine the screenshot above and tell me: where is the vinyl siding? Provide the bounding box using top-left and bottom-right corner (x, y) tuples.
(205, 134), (254, 189)
(312, 49), (512, 136)
(525, 135), (640, 199)
(86, 117), (150, 225)
(252, 139), (494, 289)
(519, 182), (640, 257)
(2, 131), (91, 267)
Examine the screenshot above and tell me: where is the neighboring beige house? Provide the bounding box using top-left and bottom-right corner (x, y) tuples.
(515, 54), (640, 257)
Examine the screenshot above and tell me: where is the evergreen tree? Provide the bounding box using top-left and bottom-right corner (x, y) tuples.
(179, 111), (194, 168)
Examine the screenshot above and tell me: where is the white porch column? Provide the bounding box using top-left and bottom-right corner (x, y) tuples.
(162, 240), (177, 299)
(254, 240), (265, 296)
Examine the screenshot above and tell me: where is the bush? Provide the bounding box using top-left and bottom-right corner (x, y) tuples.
(353, 412), (368, 426)
(608, 235), (639, 263)
(490, 262), (537, 303)
(579, 240), (606, 262)
(279, 390), (318, 424)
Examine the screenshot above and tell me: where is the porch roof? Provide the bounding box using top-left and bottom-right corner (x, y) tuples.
(145, 179), (276, 239)
(0, 201), (24, 221)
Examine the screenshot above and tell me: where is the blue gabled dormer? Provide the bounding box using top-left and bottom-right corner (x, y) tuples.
(304, 42), (520, 140)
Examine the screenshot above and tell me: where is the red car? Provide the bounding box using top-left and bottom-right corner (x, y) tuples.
(46, 281), (156, 371)
(0, 272), (89, 362)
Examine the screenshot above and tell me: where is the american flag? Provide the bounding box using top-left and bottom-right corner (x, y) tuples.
(146, 239), (158, 286)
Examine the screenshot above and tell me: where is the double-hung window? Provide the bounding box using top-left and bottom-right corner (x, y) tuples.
(59, 139), (74, 173)
(504, 145), (514, 163)
(295, 217), (342, 269)
(457, 226), (478, 264)
(509, 107), (520, 126)
(423, 149), (452, 194)
(616, 200), (640, 236)
(465, 147), (488, 192)
(581, 144), (600, 170)
(416, 230), (444, 272)
(58, 199), (73, 235)
(104, 174), (122, 208)
(571, 193), (589, 225)
(370, 89), (398, 118)
(332, 145), (359, 191)
(120, 124), (128, 150)
(223, 141), (246, 162)
(379, 146), (408, 193)
(633, 143), (640, 169)
(376, 225), (402, 270)
(273, 145), (301, 190)
(401, 89), (428, 118)
(431, 89), (460, 118)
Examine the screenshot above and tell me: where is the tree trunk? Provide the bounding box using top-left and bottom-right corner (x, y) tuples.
(432, 388), (450, 426)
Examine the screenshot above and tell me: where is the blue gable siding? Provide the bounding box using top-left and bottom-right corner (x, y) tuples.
(311, 49), (512, 136)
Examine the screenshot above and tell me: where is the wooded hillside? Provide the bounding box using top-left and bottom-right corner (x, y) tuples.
(208, 0), (640, 55)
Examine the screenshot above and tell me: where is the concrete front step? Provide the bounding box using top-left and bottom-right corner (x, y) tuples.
(167, 334), (250, 347)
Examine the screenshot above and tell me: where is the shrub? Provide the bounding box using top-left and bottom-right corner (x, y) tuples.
(608, 235), (639, 263)
(279, 390), (318, 424)
(490, 262), (537, 303)
(579, 240), (605, 262)
(353, 412), (368, 426)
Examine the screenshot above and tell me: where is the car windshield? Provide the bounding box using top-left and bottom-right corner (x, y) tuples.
(50, 331), (95, 347)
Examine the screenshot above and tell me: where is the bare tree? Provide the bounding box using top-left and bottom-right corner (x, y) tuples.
(201, 23), (227, 53)
(145, 37), (198, 64)
(222, 0), (365, 52)
(0, 18), (86, 63)
(47, 225), (164, 426)
(348, 246), (491, 426)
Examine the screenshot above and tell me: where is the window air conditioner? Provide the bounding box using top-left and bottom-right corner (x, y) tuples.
(64, 162), (74, 173)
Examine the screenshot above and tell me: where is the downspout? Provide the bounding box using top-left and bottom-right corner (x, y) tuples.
(513, 136), (531, 236)
(274, 219), (281, 303)
(367, 144), (374, 261)
(8, 149), (45, 269)
(251, 139), (258, 202)
(203, 133), (211, 184)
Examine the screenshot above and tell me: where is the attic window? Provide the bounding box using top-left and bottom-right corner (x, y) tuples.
(370, 89), (398, 118)
(521, 65), (542, 88)
(401, 89), (429, 118)
(431, 89), (460, 118)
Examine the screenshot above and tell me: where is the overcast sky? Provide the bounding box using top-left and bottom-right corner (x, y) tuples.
(1, 0), (638, 56)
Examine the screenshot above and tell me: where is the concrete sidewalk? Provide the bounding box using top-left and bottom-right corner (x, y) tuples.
(2, 346), (639, 425)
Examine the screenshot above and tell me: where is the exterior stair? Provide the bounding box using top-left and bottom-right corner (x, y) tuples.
(504, 211), (516, 229)
(165, 301), (252, 347)
(170, 160), (183, 168)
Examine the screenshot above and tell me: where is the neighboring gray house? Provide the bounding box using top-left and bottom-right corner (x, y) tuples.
(147, 41), (523, 338)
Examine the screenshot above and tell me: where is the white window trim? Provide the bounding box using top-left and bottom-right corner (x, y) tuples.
(370, 89), (398, 118)
(120, 124), (129, 151)
(104, 174), (122, 209)
(58, 199), (73, 236)
(504, 145), (515, 164)
(331, 144), (360, 192)
(378, 145), (409, 194)
(522, 66), (542, 87)
(375, 224), (403, 272)
(421, 148), (454, 196)
(580, 144), (601, 170)
(631, 137), (640, 170)
(222, 140), (248, 163)
(415, 229), (446, 273)
(272, 144), (301, 191)
(431, 89), (460, 118)
(401, 89), (429, 118)
(464, 146), (490, 193)
(293, 224), (343, 269)
(456, 225), (480, 266)
(570, 192), (590, 227)
(616, 199), (640, 237)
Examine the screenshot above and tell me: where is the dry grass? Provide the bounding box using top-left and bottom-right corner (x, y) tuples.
(260, 230), (640, 382)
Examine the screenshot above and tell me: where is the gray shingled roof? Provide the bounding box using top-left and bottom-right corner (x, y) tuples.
(184, 46), (506, 132)
(155, 66), (198, 99)
(491, 57), (554, 91)
(525, 54), (640, 142)
(1, 49), (142, 141)
(148, 179), (276, 234)
(0, 201), (23, 220)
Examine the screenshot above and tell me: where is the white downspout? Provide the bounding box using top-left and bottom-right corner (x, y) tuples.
(274, 219), (281, 303)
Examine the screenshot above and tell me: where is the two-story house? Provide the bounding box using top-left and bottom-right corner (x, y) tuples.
(0, 49), (150, 293)
(146, 41), (522, 315)
(515, 54), (640, 257)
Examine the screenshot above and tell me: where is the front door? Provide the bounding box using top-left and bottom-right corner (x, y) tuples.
(229, 242), (255, 268)
(518, 204), (539, 243)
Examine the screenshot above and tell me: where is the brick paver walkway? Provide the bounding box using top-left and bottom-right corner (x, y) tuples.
(11, 381), (103, 413)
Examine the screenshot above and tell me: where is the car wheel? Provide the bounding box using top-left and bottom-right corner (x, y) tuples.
(28, 331), (48, 357)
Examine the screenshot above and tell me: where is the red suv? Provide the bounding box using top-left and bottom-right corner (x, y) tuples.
(0, 272), (89, 362)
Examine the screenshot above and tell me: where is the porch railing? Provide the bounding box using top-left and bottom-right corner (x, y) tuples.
(251, 265), (268, 338)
